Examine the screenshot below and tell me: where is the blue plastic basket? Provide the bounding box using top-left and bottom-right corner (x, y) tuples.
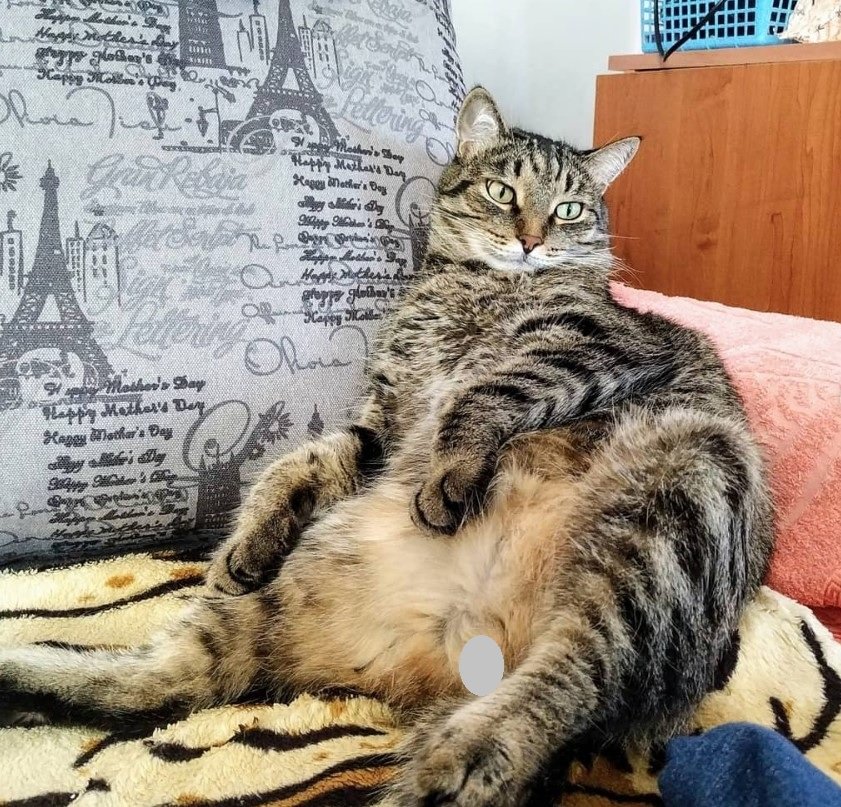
(641, 0), (797, 53)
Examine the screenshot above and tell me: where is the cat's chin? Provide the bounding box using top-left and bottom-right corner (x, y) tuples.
(477, 254), (543, 274)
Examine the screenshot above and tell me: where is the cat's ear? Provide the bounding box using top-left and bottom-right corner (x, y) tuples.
(583, 137), (641, 190)
(456, 87), (508, 159)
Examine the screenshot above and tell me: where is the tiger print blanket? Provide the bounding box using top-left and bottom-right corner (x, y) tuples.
(2, 550), (841, 806)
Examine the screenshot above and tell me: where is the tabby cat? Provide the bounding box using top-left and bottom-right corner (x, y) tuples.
(0, 88), (773, 806)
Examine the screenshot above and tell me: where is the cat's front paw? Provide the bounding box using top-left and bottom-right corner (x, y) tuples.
(397, 711), (526, 807)
(410, 455), (493, 535)
(206, 516), (298, 596)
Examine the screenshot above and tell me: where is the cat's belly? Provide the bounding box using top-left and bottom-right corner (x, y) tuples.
(274, 433), (582, 707)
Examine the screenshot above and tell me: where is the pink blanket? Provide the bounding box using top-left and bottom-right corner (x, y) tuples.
(613, 285), (841, 623)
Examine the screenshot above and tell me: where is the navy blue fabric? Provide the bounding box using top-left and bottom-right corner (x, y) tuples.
(659, 723), (841, 807)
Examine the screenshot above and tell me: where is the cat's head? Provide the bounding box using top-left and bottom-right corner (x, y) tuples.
(429, 87), (639, 274)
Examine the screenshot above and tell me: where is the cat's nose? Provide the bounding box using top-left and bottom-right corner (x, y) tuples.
(519, 235), (543, 254)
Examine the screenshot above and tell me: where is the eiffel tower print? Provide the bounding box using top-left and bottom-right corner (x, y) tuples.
(224, 0), (338, 154)
(0, 163), (113, 410)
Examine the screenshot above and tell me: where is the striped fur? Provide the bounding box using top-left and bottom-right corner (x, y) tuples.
(0, 88), (773, 807)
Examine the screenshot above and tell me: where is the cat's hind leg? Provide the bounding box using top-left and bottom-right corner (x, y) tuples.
(0, 590), (279, 727)
(391, 407), (772, 807)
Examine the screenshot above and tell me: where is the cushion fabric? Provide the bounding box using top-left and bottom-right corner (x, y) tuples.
(0, 0), (463, 563)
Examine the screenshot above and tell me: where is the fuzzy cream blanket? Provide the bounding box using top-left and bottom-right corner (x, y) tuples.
(2, 551), (841, 806)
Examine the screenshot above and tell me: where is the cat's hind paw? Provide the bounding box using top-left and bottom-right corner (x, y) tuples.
(394, 709), (528, 807)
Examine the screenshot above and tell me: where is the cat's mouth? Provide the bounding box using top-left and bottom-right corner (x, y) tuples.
(484, 251), (548, 273)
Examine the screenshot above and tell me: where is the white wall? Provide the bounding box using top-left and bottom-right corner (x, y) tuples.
(451, 0), (640, 147)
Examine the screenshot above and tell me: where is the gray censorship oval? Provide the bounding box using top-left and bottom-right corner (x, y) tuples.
(459, 635), (505, 696)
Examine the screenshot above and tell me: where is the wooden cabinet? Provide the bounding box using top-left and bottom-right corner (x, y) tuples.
(594, 44), (841, 321)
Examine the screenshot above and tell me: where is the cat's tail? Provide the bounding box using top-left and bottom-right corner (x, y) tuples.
(0, 592), (274, 727)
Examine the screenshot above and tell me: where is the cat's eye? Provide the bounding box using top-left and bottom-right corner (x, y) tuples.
(486, 180), (515, 206)
(555, 201), (585, 221)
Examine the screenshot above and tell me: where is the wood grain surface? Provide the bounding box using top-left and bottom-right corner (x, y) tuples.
(608, 42), (841, 72)
(595, 58), (841, 321)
